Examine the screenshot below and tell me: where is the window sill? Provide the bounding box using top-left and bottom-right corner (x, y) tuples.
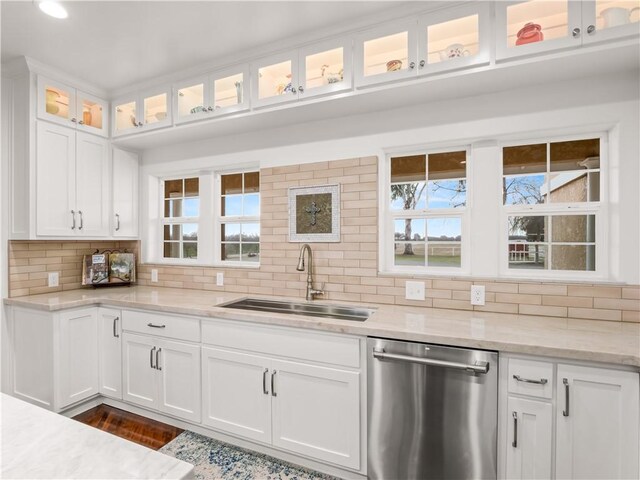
(143, 260), (260, 269)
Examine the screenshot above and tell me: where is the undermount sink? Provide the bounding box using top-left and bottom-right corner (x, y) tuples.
(220, 298), (374, 321)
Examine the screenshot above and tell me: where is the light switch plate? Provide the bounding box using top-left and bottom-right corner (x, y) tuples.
(405, 281), (425, 301)
(48, 272), (59, 287)
(216, 272), (224, 286)
(151, 269), (158, 283)
(471, 285), (485, 306)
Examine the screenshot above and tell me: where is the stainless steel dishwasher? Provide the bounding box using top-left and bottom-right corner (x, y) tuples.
(367, 337), (498, 480)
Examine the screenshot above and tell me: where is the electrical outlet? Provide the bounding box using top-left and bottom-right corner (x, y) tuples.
(471, 285), (485, 306)
(216, 272), (224, 286)
(48, 272), (59, 287)
(151, 269), (158, 283)
(405, 281), (425, 301)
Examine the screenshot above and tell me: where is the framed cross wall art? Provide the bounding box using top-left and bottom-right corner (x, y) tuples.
(288, 184), (341, 242)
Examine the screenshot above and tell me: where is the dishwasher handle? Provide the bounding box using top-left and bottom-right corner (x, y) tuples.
(373, 349), (490, 375)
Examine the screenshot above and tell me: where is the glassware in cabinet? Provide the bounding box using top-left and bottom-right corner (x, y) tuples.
(212, 65), (250, 114)
(299, 38), (352, 98)
(251, 51), (299, 108)
(582, 0), (640, 44)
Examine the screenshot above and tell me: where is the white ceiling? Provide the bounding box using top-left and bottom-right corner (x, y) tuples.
(1, 1), (432, 93)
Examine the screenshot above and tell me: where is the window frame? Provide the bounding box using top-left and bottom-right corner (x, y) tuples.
(499, 132), (609, 280)
(381, 145), (471, 276)
(159, 175), (201, 264)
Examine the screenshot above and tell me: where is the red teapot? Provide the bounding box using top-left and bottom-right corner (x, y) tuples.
(516, 22), (544, 45)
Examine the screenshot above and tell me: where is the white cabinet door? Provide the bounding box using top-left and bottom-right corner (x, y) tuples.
(156, 338), (201, 423)
(556, 364), (640, 480)
(271, 359), (360, 470)
(98, 307), (122, 399)
(36, 122), (76, 236)
(75, 89), (109, 138)
(57, 308), (99, 409)
(201, 347), (272, 444)
(299, 37), (352, 99)
(122, 333), (158, 410)
(251, 51), (300, 108)
(112, 148), (139, 237)
(582, 1), (640, 46)
(75, 132), (109, 237)
(37, 76), (77, 128)
(506, 397), (553, 480)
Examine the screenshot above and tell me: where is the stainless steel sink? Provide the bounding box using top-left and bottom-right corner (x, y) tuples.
(220, 298), (374, 321)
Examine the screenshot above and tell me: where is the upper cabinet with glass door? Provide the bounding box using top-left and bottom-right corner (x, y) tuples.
(251, 38), (352, 108)
(173, 65), (250, 124)
(417, 3), (491, 75)
(582, 0), (640, 44)
(112, 86), (172, 137)
(37, 76), (108, 137)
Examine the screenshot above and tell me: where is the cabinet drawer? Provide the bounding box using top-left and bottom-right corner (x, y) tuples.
(202, 319), (360, 368)
(508, 358), (553, 399)
(122, 310), (200, 343)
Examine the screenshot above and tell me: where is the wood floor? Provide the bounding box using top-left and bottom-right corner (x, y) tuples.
(73, 404), (184, 450)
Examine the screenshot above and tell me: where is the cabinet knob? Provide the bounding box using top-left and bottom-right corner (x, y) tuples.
(587, 24), (596, 34)
(291, 87), (297, 94)
(78, 120), (84, 125)
(70, 117), (77, 123)
(298, 86), (304, 93)
(207, 106), (213, 112)
(572, 27), (581, 38)
(137, 121), (143, 127)
(419, 60), (426, 68)
(409, 62), (416, 69)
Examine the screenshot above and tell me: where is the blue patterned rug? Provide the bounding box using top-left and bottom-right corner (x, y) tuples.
(159, 431), (339, 480)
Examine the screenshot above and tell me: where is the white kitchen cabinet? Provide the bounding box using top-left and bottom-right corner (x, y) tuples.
(98, 308), (122, 399)
(582, 1), (640, 45)
(113, 86), (172, 136)
(555, 364), (639, 480)
(505, 396), (553, 480)
(251, 50), (300, 109)
(173, 65), (250, 124)
(112, 148), (139, 237)
(37, 75), (108, 137)
(8, 306), (99, 412)
(123, 332), (201, 423)
(36, 122), (109, 237)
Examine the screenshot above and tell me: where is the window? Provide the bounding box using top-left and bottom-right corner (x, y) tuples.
(502, 136), (603, 274)
(387, 149), (467, 271)
(219, 171), (260, 263)
(162, 177), (199, 259)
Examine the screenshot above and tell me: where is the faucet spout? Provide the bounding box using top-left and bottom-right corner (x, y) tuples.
(296, 244), (323, 301)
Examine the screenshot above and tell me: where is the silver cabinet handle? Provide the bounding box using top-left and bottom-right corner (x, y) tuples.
(513, 374), (548, 385)
(291, 87), (297, 94)
(71, 210), (76, 230)
(298, 85), (304, 93)
(562, 378), (570, 416)
(78, 120), (84, 125)
(271, 370), (277, 397)
(512, 411), (518, 448)
(373, 349), (489, 375)
(115, 213), (120, 231)
(150, 346), (156, 369)
(71, 117), (77, 123)
(409, 61), (416, 69)
(113, 316), (120, 338)
(78, 210), (83, 230)
(156, 348), (162, 371)
(207, 106), (213, 112)
(572, 27), (581, 38)
(262, 368), (269, 395)
(137, 121), (143, 127)
(419, 60), (425, 68)
(587, 24), (596, 34)
(147, 323), (166, 328)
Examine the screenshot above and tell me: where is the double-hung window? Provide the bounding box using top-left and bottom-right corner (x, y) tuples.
(386, 148), (468, 272)
(502, 134), (605, 276)
(162, 177), (199, 260)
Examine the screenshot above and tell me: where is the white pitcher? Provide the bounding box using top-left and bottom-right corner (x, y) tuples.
(600, 6), (640, 28)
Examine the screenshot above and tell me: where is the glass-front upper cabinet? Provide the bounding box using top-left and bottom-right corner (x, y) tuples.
(37, 76), (108, 137)
(251, 50), (299, 108)
(173, 65), (250, 124)
(113, 86), (172, 137)
(354, 21), (417, 87)
(298, 37), (352, 99)
(496, 1), (583, 59)
(417, 3), (491, 74)
(582, 0), (640, 44)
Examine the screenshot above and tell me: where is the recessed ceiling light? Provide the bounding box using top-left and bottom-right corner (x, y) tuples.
(38, 1), (68, 19)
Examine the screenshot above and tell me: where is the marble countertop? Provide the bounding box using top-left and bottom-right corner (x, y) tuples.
(5, 286), (640, 368)
(0, 393), (193, 479)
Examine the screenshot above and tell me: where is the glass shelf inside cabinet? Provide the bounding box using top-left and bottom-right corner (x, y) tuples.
(506, 0), (569, 49)
(595, 0), (640, 31)
(80, 98), (103, 131)
(258, 61), (293, 100)
(144, 93), (168, 125)
(427, 14), (479, 64)
(305, 47), (344, 90)
(215, 73), (244, 109)
(178, 83), (205, 117)
(44, 85), (71, 120)
(115, 101), (137, 132)
(363, 31), (409, 77)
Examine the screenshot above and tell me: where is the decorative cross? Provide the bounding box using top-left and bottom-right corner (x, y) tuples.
(305, 201), (322, 226)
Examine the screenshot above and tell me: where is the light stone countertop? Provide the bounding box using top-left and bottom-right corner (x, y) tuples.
(4, 285), (640, 368)
(0, 393), (193, 479)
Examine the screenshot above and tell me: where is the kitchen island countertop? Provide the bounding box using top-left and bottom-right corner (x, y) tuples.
(5, 285), (640, 368)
